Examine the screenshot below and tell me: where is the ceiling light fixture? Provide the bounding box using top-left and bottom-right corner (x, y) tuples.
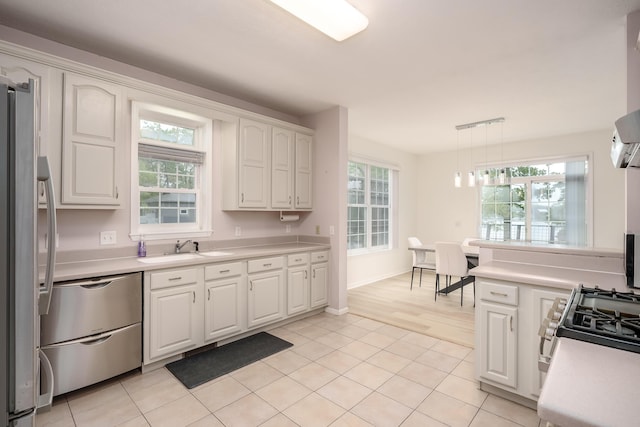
(455, 117), (505, 188)
(268, 0), (369, 41)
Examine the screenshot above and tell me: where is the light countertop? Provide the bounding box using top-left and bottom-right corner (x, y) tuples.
(41, 241), (331, 283)
(537, 338), (640, 427)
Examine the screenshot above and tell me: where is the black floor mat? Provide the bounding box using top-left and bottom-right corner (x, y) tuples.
(165, 332), (293, 389)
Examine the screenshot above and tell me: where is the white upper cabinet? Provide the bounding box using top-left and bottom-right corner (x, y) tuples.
(271, 126), (294, 209)
(295, 133), (313, 209)
(62, 72), (123, 206)
(238, 118), (270, 208)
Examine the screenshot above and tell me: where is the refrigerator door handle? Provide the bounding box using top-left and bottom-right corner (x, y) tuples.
(37, 349), (54, 412)
(37, 156), (56, 315)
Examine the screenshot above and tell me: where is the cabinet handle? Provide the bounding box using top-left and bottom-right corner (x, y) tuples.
(297, 196), (299, 205)
(168, 277), (182, 281)
(219, 269), (230, 274)
(241, 193), (244, 203)
(490, 291), (508, 297)
(115, 186), (119, 200)
(304, 271), (308, 279)
(208, 288), (211, 300)
(250, 281), (253, 291)
(289, 195), (292, 205)
(193, 291), (196, 303)
(313, 269), (316, 279)
(510, 315), (513, 332)
(263, 263), (272, 267)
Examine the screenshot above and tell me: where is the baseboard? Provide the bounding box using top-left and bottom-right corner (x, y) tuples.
(348, 269), (414, 289)
(325, 306), (349, 315)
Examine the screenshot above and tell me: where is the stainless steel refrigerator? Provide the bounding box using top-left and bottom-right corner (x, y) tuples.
(1, 77), (57, 426)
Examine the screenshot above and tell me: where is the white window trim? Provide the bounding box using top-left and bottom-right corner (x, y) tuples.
(347, 156), (398, 255)
(475, 153), (593, 247)
(130, 101), (213, 241)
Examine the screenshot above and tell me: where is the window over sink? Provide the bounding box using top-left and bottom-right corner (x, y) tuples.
(130, 101), (213, 240)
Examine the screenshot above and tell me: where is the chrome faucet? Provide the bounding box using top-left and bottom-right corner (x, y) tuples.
(175, 239), (192, 254)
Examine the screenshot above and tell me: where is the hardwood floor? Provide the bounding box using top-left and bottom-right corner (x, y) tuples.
(347, 270), (476, 348)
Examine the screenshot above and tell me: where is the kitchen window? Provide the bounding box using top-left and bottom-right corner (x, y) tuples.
(479, 157), (590, 246)
(130, 101), (212, 240)
(347, 160), (396, 253)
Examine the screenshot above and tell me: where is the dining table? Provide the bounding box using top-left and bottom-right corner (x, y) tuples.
(407, 243), (479, 295)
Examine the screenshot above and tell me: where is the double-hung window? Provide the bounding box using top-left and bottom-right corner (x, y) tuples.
(348, 160), (393, 253)
(479, 157), (590, 246)
(131, 101), (213, 240)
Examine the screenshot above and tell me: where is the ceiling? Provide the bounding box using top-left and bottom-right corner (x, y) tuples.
(2, 0), (640, 154)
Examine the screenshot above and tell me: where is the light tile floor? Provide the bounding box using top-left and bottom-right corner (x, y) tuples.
(36, 313), (544, 427)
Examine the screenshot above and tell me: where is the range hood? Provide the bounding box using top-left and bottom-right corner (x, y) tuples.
(611, 109), (640, 168)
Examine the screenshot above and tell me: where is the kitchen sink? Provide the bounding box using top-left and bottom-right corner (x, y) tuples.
(137, 253), (203, 264)
(198, 251), (233, 257)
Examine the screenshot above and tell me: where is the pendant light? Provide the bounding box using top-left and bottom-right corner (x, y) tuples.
(499, 121), (506, 184)
(454, 128), (462, 187)
(482, 125), (490, 185)
(467, 127), (475, 187)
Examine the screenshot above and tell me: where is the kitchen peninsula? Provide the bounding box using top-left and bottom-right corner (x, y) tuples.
(469, 240), (626, 412)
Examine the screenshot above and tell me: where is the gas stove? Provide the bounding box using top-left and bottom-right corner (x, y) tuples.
(556, 285), (640, 354)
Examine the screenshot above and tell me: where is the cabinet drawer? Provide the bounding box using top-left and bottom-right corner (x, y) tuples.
(41, 273), (141, 345)
(288, 253), (309, 266)
(311, 251), (329, 263)
(42, 323), (141, 396)
(205, 262), (243, 280)
(150, 268), (199, 290)
(480, 281), (518, 305)
(248, 256), (283, 273)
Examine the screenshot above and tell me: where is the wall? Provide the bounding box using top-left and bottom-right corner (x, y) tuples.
(346, 135), (419, 289)
(415, 129), (625, 250)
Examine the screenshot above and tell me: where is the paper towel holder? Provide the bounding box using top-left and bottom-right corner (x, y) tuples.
(280, 211), (300, 222)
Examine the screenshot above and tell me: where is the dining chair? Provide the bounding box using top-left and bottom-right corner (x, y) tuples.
(435, 241), (475, 306)
(408, 237), (436, 290)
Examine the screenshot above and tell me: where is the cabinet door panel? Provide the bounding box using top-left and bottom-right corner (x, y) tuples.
(295, 133), (312, 209)
(62, 73), (121, 205)
(238, 119), (269, 208)
(248, 271), (283, 328)
(149, 284), (200, 360)
(478, 302), (517, 388)
(287, 267), (308, 315)
(310, 262), (328, 308)
(271, 127), (293, 209)
(205, 278), (243, 342)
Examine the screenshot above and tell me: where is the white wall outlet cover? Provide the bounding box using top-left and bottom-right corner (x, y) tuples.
(235, 226), (242, 236)
(99, 230), (116, 245)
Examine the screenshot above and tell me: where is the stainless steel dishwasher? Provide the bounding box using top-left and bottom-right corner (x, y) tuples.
(40, 272), (142, 396)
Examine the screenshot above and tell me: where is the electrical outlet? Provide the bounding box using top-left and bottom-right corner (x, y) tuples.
(235, 226), (242, 237)
(100, 231), (116, 245)
(315, 225), (320, 235)
(285, 224), (291, 233)
(329, 225), (335, 235)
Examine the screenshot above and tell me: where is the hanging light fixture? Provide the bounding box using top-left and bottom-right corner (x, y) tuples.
(467, 127), (475, 187)
(483, 125), (490, 185)
(499, 121), (507, 184)
(456, 117), (505, 187)
(454, 128), (462, 187)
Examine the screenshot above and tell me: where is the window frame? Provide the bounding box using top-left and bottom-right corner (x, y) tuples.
(130, 101), (213, 241)
(347, 158), (395, 255)
(477, 154), (592, 246)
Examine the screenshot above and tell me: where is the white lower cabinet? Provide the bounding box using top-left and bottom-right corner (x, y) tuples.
(477, 301), (518, 388)
(475, 277), (569, 403)
(144, 249), (329, 366)
(145, 267), (204, 364)
(287, 253), (310, 315)
(310, 251), (329, 308)
(247, 257), (285, 328)
(204, 262), (245, 343)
